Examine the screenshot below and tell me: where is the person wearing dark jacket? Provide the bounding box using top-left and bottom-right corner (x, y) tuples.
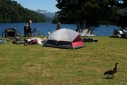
(24, 25), (28, 37)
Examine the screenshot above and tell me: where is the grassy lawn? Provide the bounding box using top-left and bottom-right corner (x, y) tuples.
(0, 36), (127, 85)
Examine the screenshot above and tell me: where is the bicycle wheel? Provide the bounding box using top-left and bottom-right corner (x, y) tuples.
(2, 31), (5, 38)
(16, 31), (21, 36)
(38, 31), (44, 36)
(32, 30), (39, 37)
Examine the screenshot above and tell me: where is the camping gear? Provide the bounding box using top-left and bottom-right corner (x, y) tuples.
(5, 28), (16, 38)
(110, 29), (127, 38)
(29, 39), (38, 44)
(0, 38), (6, 44)
(12, 34), (24, 44)
(24, 37), (43, 46)
(83, 37), (98, 42)
(44, 28), (85, 49)
(2, 28), (21, 38)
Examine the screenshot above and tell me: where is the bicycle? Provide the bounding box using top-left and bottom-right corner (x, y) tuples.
(31, 27), (44, 37)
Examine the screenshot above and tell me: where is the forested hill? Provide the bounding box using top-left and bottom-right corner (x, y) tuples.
(0, 0), (47, 23)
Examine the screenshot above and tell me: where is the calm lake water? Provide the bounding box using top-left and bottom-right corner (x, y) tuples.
(0, 22), (120, 36)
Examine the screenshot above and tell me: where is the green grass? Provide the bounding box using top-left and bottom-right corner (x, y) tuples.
(0, 36), (127, 85)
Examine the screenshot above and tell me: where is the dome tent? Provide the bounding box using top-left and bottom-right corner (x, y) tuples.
(43, 28), (85, 49)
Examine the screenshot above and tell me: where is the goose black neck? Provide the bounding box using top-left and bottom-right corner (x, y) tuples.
(115, 63), (118, 68)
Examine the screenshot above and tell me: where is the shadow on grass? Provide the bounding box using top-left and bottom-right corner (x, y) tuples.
(102, 76), (114, 79)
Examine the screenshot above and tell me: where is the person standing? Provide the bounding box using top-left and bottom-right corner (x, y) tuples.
(56, 21), (61, 30)
(28, 19), (32, 37)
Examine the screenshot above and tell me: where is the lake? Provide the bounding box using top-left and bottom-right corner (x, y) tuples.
(0, 23), (120, 36)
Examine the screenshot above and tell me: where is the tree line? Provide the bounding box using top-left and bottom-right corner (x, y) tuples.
(53, 0), (127, 28)
(0, 0), (46, 23)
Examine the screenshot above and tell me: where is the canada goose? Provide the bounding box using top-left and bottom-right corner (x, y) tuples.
(104, 63), (118, 78)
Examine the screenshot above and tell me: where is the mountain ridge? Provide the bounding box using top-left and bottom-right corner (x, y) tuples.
(33, 9), (55, 19)
(0, 0), (46, 23)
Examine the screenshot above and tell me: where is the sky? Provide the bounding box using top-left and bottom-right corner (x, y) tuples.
(14, 0), (59, 12)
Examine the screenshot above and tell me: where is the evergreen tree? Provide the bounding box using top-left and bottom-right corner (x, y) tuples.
(55, 0), (119, 27)
(115, 0), (127, 27)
